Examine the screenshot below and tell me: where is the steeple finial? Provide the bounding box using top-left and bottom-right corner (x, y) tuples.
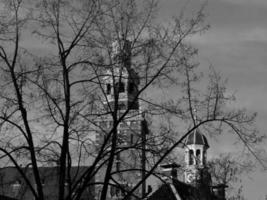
(193, 107), (197, 123)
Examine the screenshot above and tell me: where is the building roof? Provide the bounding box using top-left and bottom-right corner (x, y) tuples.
(147, 179), (222, 200)
(184, 129), (209, 148)
(147, 180), (202, 200)
(0, 166), (91, 184)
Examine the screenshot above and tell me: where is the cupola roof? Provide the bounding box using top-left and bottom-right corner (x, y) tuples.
(184, 129), (209, 148)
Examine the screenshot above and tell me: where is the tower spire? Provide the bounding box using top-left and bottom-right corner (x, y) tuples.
(193, 108), (197, 122)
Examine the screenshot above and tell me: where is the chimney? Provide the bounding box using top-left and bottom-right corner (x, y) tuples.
(212, 184), (228, 200)
(160, 163), (180, 180)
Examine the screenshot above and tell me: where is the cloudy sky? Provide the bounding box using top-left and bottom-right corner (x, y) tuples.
(18, 0), (267, 198)
(159, 0), (267, 199)
(4, 0), (265, 198)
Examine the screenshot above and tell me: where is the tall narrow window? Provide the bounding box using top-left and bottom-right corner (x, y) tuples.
(128, 82), (135, 94)
(119, 82), (125, 92)
(196, 149), (201, 165)
(116, 153), (121, 171)
(107, 84), (111, 94)
(189, 150), (194, 165)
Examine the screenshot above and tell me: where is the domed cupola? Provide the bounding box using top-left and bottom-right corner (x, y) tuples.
(184, 129), (209, 168)
(184, 129), (210, 184)
(184, 129), (209, 149)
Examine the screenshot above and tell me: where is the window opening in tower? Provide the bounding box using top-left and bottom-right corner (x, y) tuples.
(196, 149), (201, 165)
(128, 82), (135, 94)
(107, 84), (111, 94)
(189, 150), (194, 165)
(115, 82), (125, 93)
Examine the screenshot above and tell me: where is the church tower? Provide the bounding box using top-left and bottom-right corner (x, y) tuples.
(103, 37), (140, 112)
(184, 129), (209, 185)
(96, 36), (149, 199)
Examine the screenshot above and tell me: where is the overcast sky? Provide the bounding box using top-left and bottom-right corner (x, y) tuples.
(159, 0), (267, 199)
(5, 0), (266, 198)
(21, 0), (267, 198)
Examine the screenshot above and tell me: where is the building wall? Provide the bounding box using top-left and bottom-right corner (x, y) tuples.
(95, 110), (148, 200)
(0, 167), (94, 200)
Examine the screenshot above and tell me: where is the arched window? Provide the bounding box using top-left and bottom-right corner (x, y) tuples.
(189, 150), (194, 165)
(196, 149), (201, 165)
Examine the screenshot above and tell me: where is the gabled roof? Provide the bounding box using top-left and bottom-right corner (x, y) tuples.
(147, 180), (199, 200)
(147, 179), (222, 200)
(184, 129), (209, 148)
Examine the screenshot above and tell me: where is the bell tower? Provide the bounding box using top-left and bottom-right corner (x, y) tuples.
(184, 129), (209, 185)
(103, 37), (140, 111)
(95, 36), (149, 200)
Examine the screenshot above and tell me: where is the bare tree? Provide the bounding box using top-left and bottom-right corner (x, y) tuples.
(208, 153), (253, 200)
(0, 1), (265, 200)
